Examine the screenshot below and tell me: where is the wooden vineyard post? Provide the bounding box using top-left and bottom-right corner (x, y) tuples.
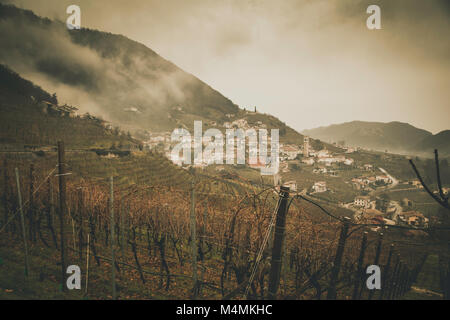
(47, 179), (58, 249)
(327, 216), (351, 300)
(2, 159), (9, 233)
(29, 163), (35, 243)
(77, 188), (84, 261)
(110, 176), (117, 300)
(379, 244), (394, 300)
(400, 267), (410, 296)
(368, 233), (383, 300)
(387, 254), (400, 300)
(398, 263), (407, 298)
(15, 168), (30, 277)
(120, 193), (125, 257)
(86, 233), (90, 295)
(71, 218), (76, 252)
(190, 175), (198, 298)
(268, 186), (290, 300)
(392, 259), (403, 299)
(57, 141), (67, 291)
(352, 231), (368, 300)
(199, 205), (207, 295)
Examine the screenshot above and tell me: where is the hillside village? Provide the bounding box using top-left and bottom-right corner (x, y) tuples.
(30, 98), (440, 232)
(141, 114), (434, 231)
(20, 89), (440, 235)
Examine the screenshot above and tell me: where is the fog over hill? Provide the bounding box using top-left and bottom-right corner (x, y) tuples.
(0, 3), (318, 149)
(0, 4), (241, 133)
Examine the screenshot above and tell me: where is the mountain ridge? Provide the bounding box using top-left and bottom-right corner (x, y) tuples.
(302, 120), (449, 157)
(0, 4), (240, 133)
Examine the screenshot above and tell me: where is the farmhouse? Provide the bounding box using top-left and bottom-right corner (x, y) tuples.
(376, 175), (392, 184)
(283, 180), (297, 192)
(398, 211), (429, 227)
(312, 181), (327, 193)
(344, 158), (354, 166)
(410, 180), (423, 188)
(354, 196), (371, 208)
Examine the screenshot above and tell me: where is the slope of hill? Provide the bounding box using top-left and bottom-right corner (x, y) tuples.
(0, 4), (316, 147)
(0, 4), (239, 133)
(0, 3), (338, 152)
(302, 121), (449, 157)
(0, 64), (138, 149)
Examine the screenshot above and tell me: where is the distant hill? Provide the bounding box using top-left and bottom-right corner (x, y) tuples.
(414, 130), (450, 156)
(302, 121), (449, 157)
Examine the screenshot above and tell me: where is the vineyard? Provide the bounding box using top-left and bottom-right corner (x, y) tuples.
(0, 143), (445, 300)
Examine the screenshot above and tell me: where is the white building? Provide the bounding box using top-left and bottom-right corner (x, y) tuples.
(344, 158), (354, 166)
(376, 175), (392, 184)
(317, 149), (330, 158)
(317, 158), (336, 166)
(283, 180), (297, 192)
(354, 196), (371, 208)
(312, 181), (327, 193)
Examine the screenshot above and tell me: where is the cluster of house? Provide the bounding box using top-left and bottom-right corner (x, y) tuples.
(151, 116), (273, 168)
(280, 144), (301, 161)
(353, 195), (429, 228)
(145, 132), (172, 151)
(313, 167), (338, 177)
(222, 118), (267, 131)
(397, 211), (429, 227)
(351, 174), (392, 190)
(301, 144), (354, 167)
(38, 100), (78, 118)
(344, 146), (358, 153)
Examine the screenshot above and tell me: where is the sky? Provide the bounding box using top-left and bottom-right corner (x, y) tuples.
(3, 0), (449, 134)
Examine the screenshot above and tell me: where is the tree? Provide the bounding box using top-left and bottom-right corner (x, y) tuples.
(51, 93), (58, 104)
(376, 194), (389, 213)
(409, 149), (449, 210)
